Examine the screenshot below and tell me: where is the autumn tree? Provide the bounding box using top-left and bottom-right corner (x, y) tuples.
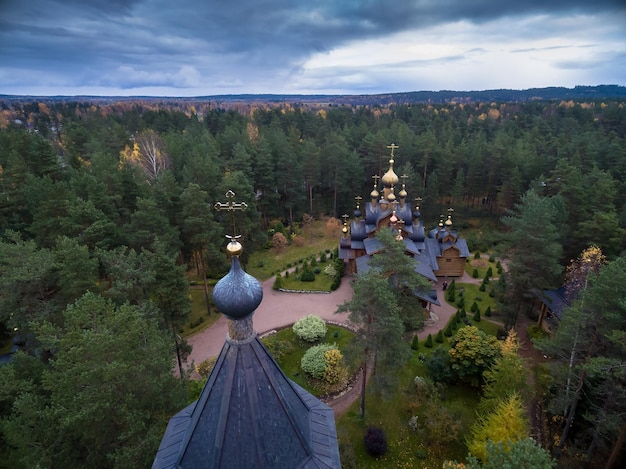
(448, 325), (502, 386)
(466, 393), (530, 462)
(120, 129), (169, 180)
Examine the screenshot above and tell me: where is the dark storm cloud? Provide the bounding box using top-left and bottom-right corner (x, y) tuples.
(1, 0), (624, 94)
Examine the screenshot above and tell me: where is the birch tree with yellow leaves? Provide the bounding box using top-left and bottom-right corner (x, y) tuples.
(120, 129), (169, 180)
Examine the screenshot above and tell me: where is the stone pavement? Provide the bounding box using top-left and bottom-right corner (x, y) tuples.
(185, 269), (482, 368)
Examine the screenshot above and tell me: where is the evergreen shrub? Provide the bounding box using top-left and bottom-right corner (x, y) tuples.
(300, 267), (315, 282)
(472, 268), (479, 278)
(425, 334), (433, 348)
(485, 306), (492, 317)
(435, 330), (444, 343)
(473, 310), (481, 322)
(364, 427), (388, 457)
(411, 335), (419, 350)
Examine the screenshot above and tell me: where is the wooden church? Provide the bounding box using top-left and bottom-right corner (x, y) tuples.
(338, 144), (470, 305)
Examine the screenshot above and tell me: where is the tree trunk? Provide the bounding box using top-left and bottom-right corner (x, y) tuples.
(172, 322), (184, 378)
(554, 369), (586, 460)
(605, 419), (626, 469)
(360, 361), (367, 418)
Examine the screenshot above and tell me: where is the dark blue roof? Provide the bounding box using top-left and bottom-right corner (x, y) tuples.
(536, 286), (575, 320)
(153, 336), (340, 468)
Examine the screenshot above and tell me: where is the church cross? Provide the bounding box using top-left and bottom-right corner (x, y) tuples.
(414, 196), (422, 209)
(354, 195), (362, 209)
(372, 174), (380, 187)
(214, 190), (248, 237)
(387, 143), (399, 157)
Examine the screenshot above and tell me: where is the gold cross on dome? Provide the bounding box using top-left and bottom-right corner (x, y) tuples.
(372, 174), (380, 187)
(354, 195), (362, 209)
(387, 143), (399, 157)
(214, 190), (248, 237)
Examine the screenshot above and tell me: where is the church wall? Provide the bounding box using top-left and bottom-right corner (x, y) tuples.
(434, 256), (466, 277)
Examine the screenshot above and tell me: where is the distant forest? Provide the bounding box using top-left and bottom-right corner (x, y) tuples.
(1, 89), (625, 266)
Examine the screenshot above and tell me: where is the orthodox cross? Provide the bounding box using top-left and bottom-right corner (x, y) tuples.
(341, 213), (350, 225)
(214, 190), (248, 238)
(447, 207), (454, 216)
(372, 174), (380, 188)
(354, 195), (362, 209)
(414, 196), (423, 210)
(387, 143), (399, 157)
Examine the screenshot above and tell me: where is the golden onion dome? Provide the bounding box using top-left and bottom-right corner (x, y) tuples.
(370, 188), (379, 199)
(399, 185), (407, 198)
(445, 215), (453, 227)
(381, 158), (399, 187)
(387, 188), (396, 203)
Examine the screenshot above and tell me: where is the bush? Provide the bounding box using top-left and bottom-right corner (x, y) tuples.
(364, 427), (388, 457)
(313, 267), (321, 274)
(411, 335), (419, 350)
(488, 254), (496, 263)
(301, 343), (335, 379)
(285, 270), (289, 278)
(292, 315), (327, 342)
(324, 263), (337, 277)
(496, 260), (501, 269)
(273, 274), (283, 290)
(472, 268), (479, 278)
(479, 282), (486, 292)
(424, 334), (433, 348)
(474, 251), (481, 259)
(473, 310), (481, 322)
(300, 267), (315, 282)
(444, 322), (454, 337)
(485, 306), (492, 317)
(196, 356), (218, 378)
(486, 266), (493, 278)
(435, 330), (444, 343)
(322, 348), (348, 385)
(471, 302), (478, 313)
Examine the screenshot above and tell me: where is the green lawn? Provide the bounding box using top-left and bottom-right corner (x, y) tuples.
(181, 288), (222, 337)
(464, 254), (501, 280)
(262, 324), (355, 396)
(247, 221), (337, 280)
(336, 320), (501, 468)
(453, 282), (499, 317)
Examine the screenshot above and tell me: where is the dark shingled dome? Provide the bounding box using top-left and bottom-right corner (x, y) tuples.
(212, 257), (263, 319)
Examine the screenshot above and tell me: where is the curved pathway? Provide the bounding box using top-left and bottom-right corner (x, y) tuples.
(186, 262), (495, 415)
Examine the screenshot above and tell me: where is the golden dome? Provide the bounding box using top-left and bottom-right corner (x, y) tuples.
(381, 158), (399, 187)
(226, 239), (243, 256)
(370, 188), (379, 199)
(445, 215), (453, 226)
(399, 184), (407, 198)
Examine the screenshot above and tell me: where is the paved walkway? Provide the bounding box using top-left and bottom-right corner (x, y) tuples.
(185, 268), (483, 368)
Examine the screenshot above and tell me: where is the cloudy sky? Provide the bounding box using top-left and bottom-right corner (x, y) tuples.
(1, 0), (625, 97)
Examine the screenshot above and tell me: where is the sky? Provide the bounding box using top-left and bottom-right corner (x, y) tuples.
(1, 0), (625, 97)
